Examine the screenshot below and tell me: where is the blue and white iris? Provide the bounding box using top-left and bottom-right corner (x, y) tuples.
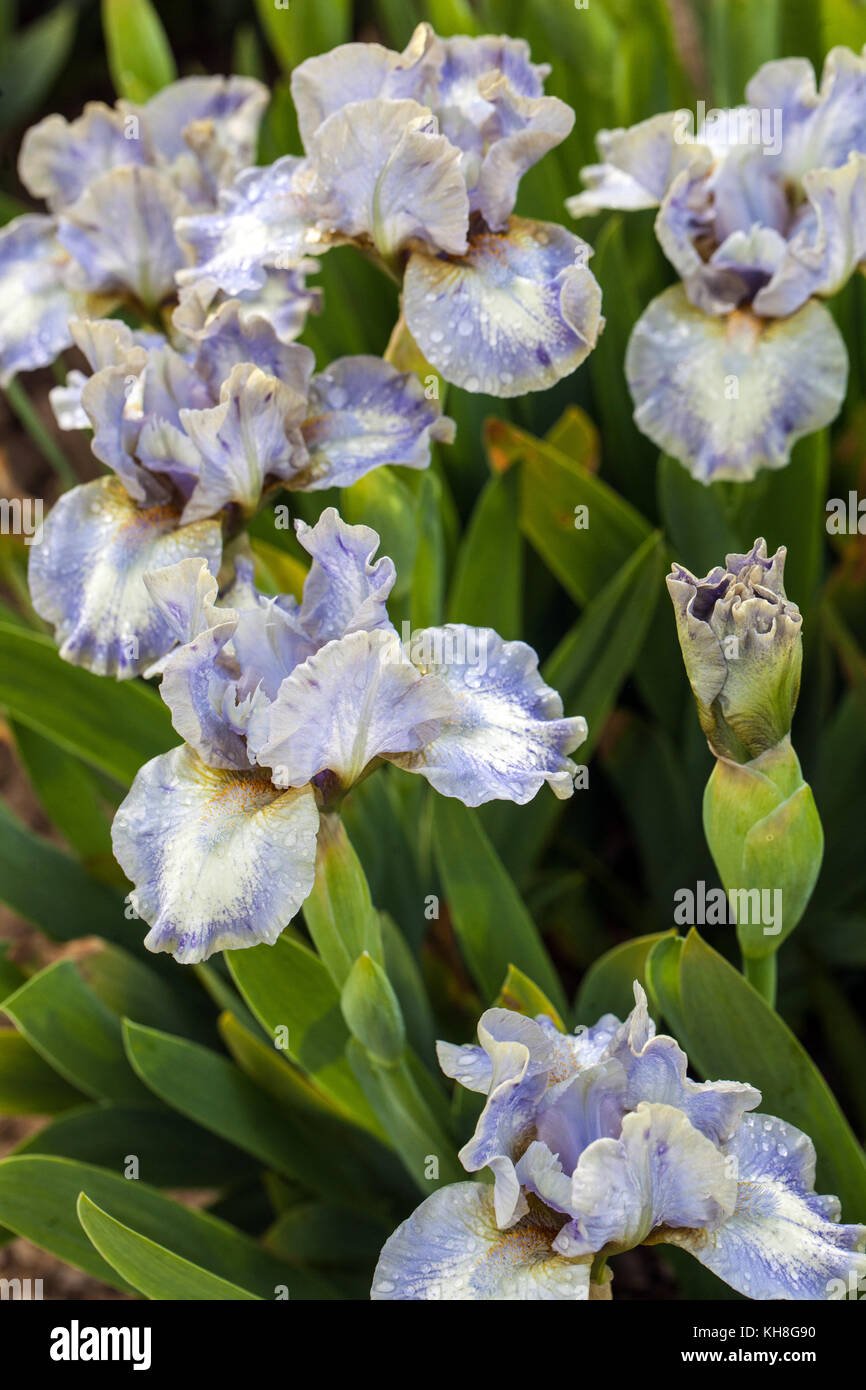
(177, 24), (604, 396)
(111, 508), (587, 963)
(0, 76), (304, 383)
(372, 985), (866, 1300)
(568, 47), (866, 481)
(28, 305), (454, 678)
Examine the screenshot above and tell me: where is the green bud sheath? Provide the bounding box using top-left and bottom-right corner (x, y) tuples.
(702, 737), (824, 959)
(342, 951), (406, 1066)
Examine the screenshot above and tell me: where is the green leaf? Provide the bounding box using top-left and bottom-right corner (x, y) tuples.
(3, 962), (153, 1105)
(77, 1194), (261, 1300)
(447, 468), (523, 634)
(432, 796), (566, 1014)
(575, 930), (676, 1025)
(644, 934), (688, 1039)
(0, 1154), (318, 1297)
(10, 721), (117, 879)
(16, 1103), (257, 1188)
(675, 930), (866, 1218)
(495, 964), (565, 1031)
(102, 0), (177, 102)
(0, 1031), (84, 1115)
(0, 622), (174, 783)
(0, 800), (130, 948)
(123, 1019), (394, 1210)
(514, 423), (651, 604)
(341, 953), (405, 1066)
(410, 471), (446, 629)
(347, 1040), (463, 1193)
(80, 945), (213, 1043)
(0, 4), (77, 130)
(265, 1201), (388, 1266)
(226, 928), (383, 1136)
(255, 0), (351, 72)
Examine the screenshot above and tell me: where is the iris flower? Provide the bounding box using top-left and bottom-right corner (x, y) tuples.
(372, 985), (866, 1300)
(28, 304), (453, 678)
(0, 76), (319, 383)
(111, 507), (587, 963)
(177, 24), (603, 396)
(567, 47), (866, 481)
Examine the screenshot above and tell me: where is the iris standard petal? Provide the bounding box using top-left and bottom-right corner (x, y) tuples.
(0, 215), (77, 383)
(553, 1102), (737, 1258)
(625, 286), (847, 482)
(175, 157), (310, 297)
(137, 75), (268, 201)
(18, 101), (138, 211)
(745, 47), (866, 181)
(249, 628), (454, 791)
(567, 113), (710, 218)
(157, 617), (252, 771)
(296, 98), (469, 260)
(58, 166), (188, 307)
(290, 23), (439, 147)
(403, 218), (602, 396)
(294, 506), (396, 646)
(112, 744), (319, 963)
(389, 625), (587, 806)
(297, 355), (455, 489)
(666, 1111), (866, 1300)
(371, 1182), (592, 1301)
(183, 295), (316, 397)
(753, 153), (866, 316)
(180, 363), (309, 522)
(28, 476), (222, 678)
(474, 73), (574, 230)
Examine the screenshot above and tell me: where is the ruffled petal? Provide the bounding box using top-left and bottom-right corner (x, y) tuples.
(142, 555), (222, 647)
(389, 625), (587, 806)
(18, 102), (139, 211)
(181, 294), (315, 396)
(295, 98), (469, 259)
(0, 216), (77, 383)
(290, 23), (439, 147)
(28, 476), (222, 678)
(474, 72), (574, 229)
(179, 363), (309, 522)
(753, 153), (866, 316)
(666, 1111), (866, 1300)
(175, 157), (318, 296)
(567, 113), (710, 218)
(175, 268), (321, 351)
(79, 358), (165, 505)
(403, 218), (602, 395)
(625, 286), (848, 482)
(248, 628), (454, 791)
(156, 617), (252, 771)
(292, 507), (395, 649)
(745, 47), (866, 180)
(553, 1102), (737, 1258)
(58, 166), (188, 307)
(456, 1009), (554, 1226)
(137, 75), (268, 204)
(297, 355), (454, 489)
(610, 985), (761, 1145)
(112, 744), (319, 963)
(371, 1182), (591, 1301)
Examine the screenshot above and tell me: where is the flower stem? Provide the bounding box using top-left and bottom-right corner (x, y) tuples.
(743, 952), (777, 1008)
(5, 377), (77, 490)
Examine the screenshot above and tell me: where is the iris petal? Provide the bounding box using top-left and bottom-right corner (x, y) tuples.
(28, 476), (222, 678)
(0, 215), (77, 383)
(112, 744), (319, 963)
(403, 218), (602, 396)
(298, 355), (455, 489)
(58, 166), (188, 307)
(294, 506), (396, 646)
(667, 1111), (866, 1300)
(389, 624), (587, 806)
(554, 1102), (737, 1258)
(249, 628), (454, 791)
(371, 1182), (592, 1301)
(625, 286), (847, 481)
